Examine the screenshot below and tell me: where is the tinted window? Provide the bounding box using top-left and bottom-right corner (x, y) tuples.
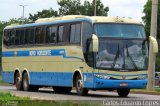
(20, 30), (25, 45)
(35, 27), (46, 44)
(58, 26), (64, 42)
(3, 30), (11, 46)
(25, 28), (35, 44)
(82, 22), (93, 67)
(15, 30), (21, 45)
(82, 22), (92, 53)
(58, 25), (70, 43)
(11, 30), (15, 45)
(95, 24), (146, 38)
(70, 24), (81, 43)
(46, 26), (57, 43)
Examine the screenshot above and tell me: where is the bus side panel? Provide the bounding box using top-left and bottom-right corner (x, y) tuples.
(29, 72), (73, 87)
(83, 73), (95, 89)
(2, 71), (14, 84)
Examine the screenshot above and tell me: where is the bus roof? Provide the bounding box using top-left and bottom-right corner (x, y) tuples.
(4, 15), (142, 30)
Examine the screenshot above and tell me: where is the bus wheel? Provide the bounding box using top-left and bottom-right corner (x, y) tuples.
(53, 87), (72, 94)
(22, 72), (30, 91)
(117, 88), (130, 97)
(75, 74), (88, 96)
(15, 73), (23, 90)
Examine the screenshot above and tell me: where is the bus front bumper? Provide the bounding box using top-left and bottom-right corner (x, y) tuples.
(93, 78), (148, 89)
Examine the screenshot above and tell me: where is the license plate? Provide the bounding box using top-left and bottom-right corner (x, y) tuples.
(120, 82), (128, 86)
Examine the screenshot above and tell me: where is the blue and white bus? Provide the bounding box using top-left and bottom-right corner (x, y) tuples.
(2, 15), (157, 97)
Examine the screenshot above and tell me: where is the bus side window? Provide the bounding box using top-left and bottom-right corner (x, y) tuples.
(82, 22), (93, 67)
(70, 24), (81, 44)
(58, 25), (70, 43)
(35, 27), (46, 44)
(25, 28), (35, 44)
(3, 30), (11, 46)
(29, 28), (35, 44)
(15, 30), (21, 45)
(58, 26), (64, 42)
(11, 30), (15, 45)
(20, 30), (25, 45)
(82, 22), (92, 53)
(46, 26), (57, 43)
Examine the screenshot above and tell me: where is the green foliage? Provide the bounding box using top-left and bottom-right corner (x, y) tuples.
(143, 0), (160, 71)
(156, 52), (160, 72)
(0, 91), (29, 100)
(0, 91), (97, 106)
(142, 0), (160, 38)
(58, 0), (109, 16)
(58, 0), (82, 15)
(28, 8), (58, 23)
(83, 0), (109, 16)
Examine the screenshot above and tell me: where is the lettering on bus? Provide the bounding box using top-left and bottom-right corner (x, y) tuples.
(29, 50), (51, 56)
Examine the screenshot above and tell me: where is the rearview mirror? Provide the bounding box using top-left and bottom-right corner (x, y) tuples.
(149, 36), (158, 53)
(90, 34), (99, 52)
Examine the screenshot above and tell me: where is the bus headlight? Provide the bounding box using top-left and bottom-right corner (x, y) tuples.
(137, 75), (147, 80)
(94, 74), (110, 79)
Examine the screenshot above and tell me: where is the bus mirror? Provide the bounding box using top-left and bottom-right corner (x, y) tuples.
(149, 36), (158, 53)
(91, 34), (99, 52)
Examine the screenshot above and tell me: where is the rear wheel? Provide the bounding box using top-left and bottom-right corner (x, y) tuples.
(117, 88), (130, 97)
(22, 72), (39, 92)
(15, 73), (23, 90)
(75, 74), (88, 96)
(22, 72), (30, 91)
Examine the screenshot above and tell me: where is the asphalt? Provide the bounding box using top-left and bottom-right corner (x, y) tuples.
(0, 85), (160, 101)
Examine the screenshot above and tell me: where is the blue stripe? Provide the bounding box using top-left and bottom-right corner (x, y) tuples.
(2, 49), (82, 60)
(2, 71), (147, 89)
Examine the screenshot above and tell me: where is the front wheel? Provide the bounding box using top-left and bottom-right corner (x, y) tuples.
(117, 88), (130, 97)
(75, 74), (88, 96)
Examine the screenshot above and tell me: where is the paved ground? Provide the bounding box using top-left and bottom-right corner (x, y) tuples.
(0, 85), (159, 101)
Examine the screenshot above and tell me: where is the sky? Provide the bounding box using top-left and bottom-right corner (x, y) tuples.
(0, 0), (147, 22)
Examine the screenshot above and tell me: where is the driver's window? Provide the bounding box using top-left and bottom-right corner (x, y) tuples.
(82, 22), (93, 67)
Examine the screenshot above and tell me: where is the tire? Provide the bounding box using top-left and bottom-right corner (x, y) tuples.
(117, 88), (130, 97)
(53, 87), (72, 94)
(22, 72), (39, 92)
(22, 72), (30, 91)
(75, 74), (88, 96)
(15, 73), (23, 91)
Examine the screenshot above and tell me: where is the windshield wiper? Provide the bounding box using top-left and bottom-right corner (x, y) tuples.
(126, 45), (139, 70)
(111, 44), (120, 69)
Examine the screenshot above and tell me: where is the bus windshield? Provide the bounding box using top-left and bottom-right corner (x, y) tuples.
(95, 23), (146, 38)
(96, 38), (148, 70)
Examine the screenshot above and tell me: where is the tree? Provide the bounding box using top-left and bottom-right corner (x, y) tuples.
(83, 0), (109, 16)
(142, 0), (160, 38)
(58, 0), (82, 15)
(29, 8), (58, 23)
(142, 0), (160, 71)
(58, 0), (109, 16)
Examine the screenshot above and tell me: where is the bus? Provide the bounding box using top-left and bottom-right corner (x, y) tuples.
(2, 15), (158, 97)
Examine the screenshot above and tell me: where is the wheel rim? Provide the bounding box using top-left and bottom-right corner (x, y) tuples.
(76, 79), (83, 92)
